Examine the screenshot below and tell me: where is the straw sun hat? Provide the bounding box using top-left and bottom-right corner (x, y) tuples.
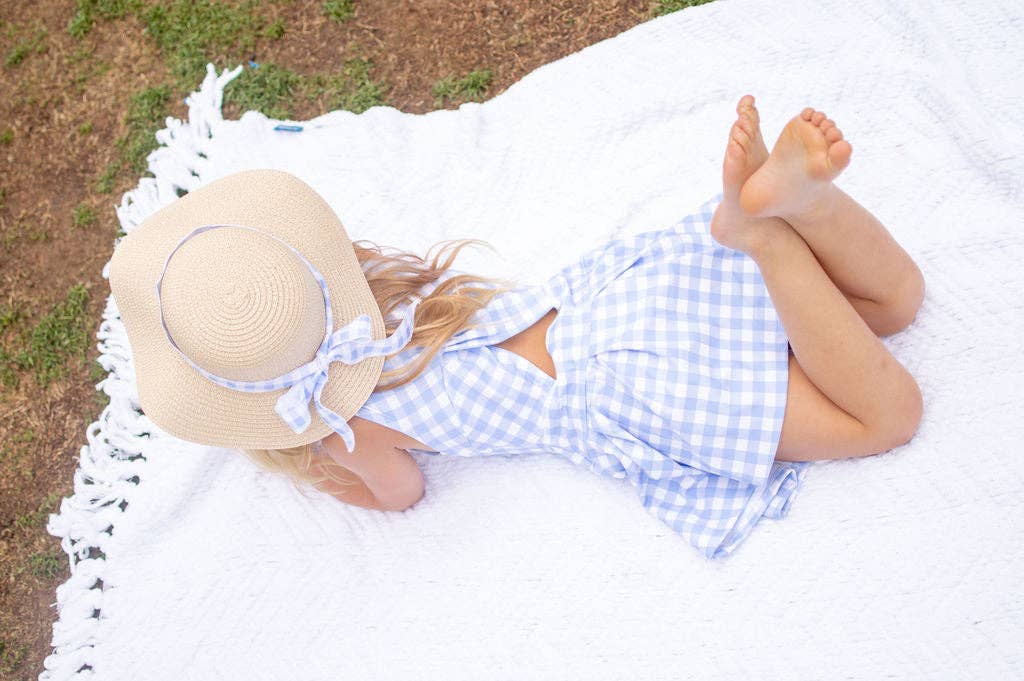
(108, 169), (417, 452)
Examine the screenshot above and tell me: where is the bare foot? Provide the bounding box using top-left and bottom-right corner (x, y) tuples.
(710, 95), (789, 253)
(738, 107), (853, 219)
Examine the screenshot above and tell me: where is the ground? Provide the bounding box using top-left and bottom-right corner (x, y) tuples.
(0, 0), (712, 677)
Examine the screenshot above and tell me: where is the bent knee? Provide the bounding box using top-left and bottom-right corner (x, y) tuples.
(867, 375), (923, 452)
(879, 265), (926, 336)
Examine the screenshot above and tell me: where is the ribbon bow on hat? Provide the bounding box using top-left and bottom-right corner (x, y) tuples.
(271, 304), (418, 451)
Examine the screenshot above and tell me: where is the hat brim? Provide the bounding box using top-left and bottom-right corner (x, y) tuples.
(108, 169), (386, 450)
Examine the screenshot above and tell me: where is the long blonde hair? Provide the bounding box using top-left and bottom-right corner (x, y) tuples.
(241, 238), (510, 493)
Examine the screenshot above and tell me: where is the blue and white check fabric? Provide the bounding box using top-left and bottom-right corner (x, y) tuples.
(155, 223), (418, 453)
(359, 194), (810, 559)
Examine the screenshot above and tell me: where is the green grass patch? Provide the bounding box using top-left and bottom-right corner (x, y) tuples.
(0, 186), (6, 211)
(309, 57), (386, 113)
(89, 355), (109, 384)
(1, 283), (91, 390)
(651, 0), (716, 16)
(0, 637), (28, 675)
(0, 127), (12, 145)
(0, 351), (17, 389)
(95, 161), (119, 194)
(12, 490), (60, 531)
(118, 85), (171, 174)
(323, 0), (354, 23)
(68, 0), (141, 38)
(432, 68), (493, 107)
(225, 58), (387, 119)
(77, 121), (94, 135)
(224, 63), (303, 119)
(0, 217), (48, 248)
(0, 300), (23, 335)
(93, 84), (171, 189)
(72, 204), (98, 228)
(4, 27), (48, 68)
(263, 18), (286, 40)
(142, 0), (267, 87)
(26, 549), (63, 579)
(0, 428), (34, 478)
(68, 0), (274, 87)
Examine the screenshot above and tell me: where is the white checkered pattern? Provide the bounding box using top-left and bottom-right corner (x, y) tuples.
(359, 195), (809, 559)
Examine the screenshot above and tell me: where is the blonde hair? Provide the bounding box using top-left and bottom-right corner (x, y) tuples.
(241, 238), (511, 494)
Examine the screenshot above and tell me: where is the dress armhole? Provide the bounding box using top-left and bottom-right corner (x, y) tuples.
(401, 447), (442, 456)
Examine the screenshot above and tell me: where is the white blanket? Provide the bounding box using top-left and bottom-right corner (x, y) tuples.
(43, 0), (1024, 679)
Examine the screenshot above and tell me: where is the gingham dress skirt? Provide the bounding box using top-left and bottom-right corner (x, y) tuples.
(357, 193), (810, 559)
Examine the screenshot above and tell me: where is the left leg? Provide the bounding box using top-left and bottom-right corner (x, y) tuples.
(784, 183), (924, 337)
(740, 106), (925, 336)
(711, 97), (923, 459)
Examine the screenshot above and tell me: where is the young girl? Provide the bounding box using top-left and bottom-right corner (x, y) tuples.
(108, 95), (924, 560)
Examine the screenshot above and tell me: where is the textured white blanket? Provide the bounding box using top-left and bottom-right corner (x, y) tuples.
(43, 0), (1024, 679)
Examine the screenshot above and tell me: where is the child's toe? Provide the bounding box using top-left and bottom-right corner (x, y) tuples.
(828, 139), (853, 169)
(730, 122), (751, 146)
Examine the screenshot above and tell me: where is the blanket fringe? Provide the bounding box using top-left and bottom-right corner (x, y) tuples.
(40, 63), (243, 680)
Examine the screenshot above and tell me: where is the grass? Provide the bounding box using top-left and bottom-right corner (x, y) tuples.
(0, 428), (35, 483)
(0, 186), (6, 212)
(12, 491), (61, 532)
(95, 162), (119, 194)
(432, 68), (493, 107)
(652, 0), (717, 16)
(0, 300), (23, 335)
(4, 27), (48, 69)
(64, 1), (382, 195)
(0, 127), (12, 145)
(68, 47), (111, 93)
(312, 57), (386, 113)
(224, 58), (387, 119)
(26, 550), (63, 580)
(68, 0), (140, 38)
(263, 18), (286, 40)
(69, 0), (279, 88)
(141, 0), (269, 87)
(93, 84), (171, 191)
(0, 283), (91, 390)
(224, 63), (304, 119)
(0, 637), (28, 675)
(72, 204), (97, 228)
(324, 0), (355, 23)
(118, 85), (171, 174)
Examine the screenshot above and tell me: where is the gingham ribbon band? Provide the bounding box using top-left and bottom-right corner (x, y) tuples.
(154, 223), (418, 452)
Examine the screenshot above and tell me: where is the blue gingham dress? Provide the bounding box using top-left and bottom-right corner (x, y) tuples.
(356, 194), (809, 559)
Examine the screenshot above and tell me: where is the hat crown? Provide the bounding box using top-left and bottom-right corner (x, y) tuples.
(107, 168), (388, 450)
(160, 226), (326, 382)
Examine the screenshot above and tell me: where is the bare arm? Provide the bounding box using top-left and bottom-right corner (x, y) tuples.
(314, 417), (426, 512)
